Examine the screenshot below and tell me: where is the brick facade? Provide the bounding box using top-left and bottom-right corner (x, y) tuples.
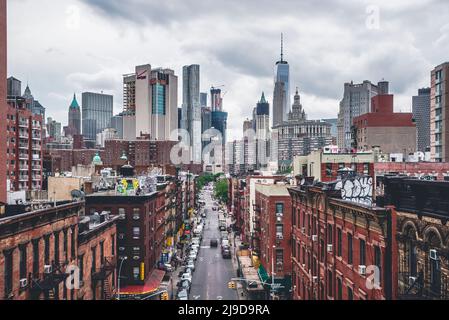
(0, 0), (6, 202)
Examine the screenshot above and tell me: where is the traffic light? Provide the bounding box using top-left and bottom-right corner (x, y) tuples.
(228, 281), (236, 290)
(161, 292), (169, 300)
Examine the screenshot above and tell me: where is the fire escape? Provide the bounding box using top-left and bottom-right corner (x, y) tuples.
(252, 204), (261, 256)
(30, 261), (69, 300)
(91, 257), (117, 300)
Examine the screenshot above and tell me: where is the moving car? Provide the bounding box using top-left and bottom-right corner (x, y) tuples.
(210, 239), (218, 247)
(222, 248), (231, 259)
(221, 239), (230, 248)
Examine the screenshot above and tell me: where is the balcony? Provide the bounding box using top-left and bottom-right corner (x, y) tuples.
(19, 175), (29, 181)
(19, 144), (28, 149)
(32, 165), (41, 171)
(33, 175), (42, 181)
(32, 154), (41, 160)
(92, 256), (117, 281)
(32, 145), (42, 151)
(19, 121), (28, 128)
(19, 133), (29, 139)
(32, 135), (41, 141)
(20, 165), (29, 171)
(19, 154), (28, 160)
(30, 262), (69, 296)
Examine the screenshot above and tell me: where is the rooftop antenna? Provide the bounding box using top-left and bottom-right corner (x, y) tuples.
(281, 33), (284, 62)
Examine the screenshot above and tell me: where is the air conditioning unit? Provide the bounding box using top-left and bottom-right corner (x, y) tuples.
(430, 249), (438, 260)
(20, 278), (28, 288)
(408, 276), (417, 286)
(312, 235), (318, 242)
(312, 276), (318, 283)
(301, 227), (306, 234)
(358, 265), (366, 276)
(44, 265), (53, 274)
(327, 244), (333, 253)
(276, 234), (284, 240)
(276, 217), (282, 223)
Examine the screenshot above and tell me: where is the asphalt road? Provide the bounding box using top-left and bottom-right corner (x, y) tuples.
(189, 188), (239, 301)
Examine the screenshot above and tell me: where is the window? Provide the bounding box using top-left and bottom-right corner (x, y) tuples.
(275, 203), (284, 214)
(347, 287), (353, 300)
(276, 224), (284, 238)
(360, 239), (366, 266)
(152, 83), (166, 115)
(54, 232), (60, 264)
(328, 270), (333, 296)
(327, 224), (333, 245)
(337, 278), (342, 300)
(111, 234), (115, 256)
(320, 240), (325, 260)
(19, 245), (27, 280)
(133, 208), (141, 220)
(276, 249), (284, 271)
(63, 229), (68, 261)
(374, 245), (382, 283)
(91, 247), (97, 273)
(4, 251), (13, 296)
(71, 227), (76, 260)
(133, 227), (141, 239)
(326, 163), (333, 177)
(79, 255), (84, 283)
(44, 235), (50, 265)
(363, 163), (369, 175)
(33, 240), (39, 277)
(337, 228), (342, 257)
(133, 267), (140, 281)
(100, 241), (105, 265)
(348, 234), (353, 265)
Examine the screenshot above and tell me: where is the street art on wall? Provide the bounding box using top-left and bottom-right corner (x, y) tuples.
(335, 175), (373, 205)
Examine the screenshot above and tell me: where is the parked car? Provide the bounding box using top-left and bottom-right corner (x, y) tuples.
(187, 261), (195, 271)
(201, 212), (207, 218)
(210, 239), (218, 247)
(181, 273), (192, 282)
(189, 252), (197, 261)
(221, 239), (230, 248)
(177, 289), (189, 300)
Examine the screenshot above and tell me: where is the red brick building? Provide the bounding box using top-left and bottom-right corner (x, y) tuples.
(0, 0), (7, 203)
(254, 183), (292, 299)
(374, 162), (449, 181)
(46, 149), (100, 173)
(77, 213), (119, 300)
(353, 94), (416, 154)
(0, 202), (83, 300)
(288, 181), (398, 300)
(85, 191), (166, 298)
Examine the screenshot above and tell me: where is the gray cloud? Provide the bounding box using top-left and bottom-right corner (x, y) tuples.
(8, 0), (449, 142)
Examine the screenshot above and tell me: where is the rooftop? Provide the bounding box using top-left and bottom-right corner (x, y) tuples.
(255, 183), (291, 197)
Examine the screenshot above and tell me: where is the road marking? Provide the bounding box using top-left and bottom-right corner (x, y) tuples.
(193, 295), (200, 300)
(217, 296), (223, 300)
(201, 246), (211, 249)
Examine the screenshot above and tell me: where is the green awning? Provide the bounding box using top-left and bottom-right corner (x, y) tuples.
(258, 265), (270, 284)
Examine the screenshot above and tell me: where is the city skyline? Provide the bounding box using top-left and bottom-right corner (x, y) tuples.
(7, 0), (449, 141)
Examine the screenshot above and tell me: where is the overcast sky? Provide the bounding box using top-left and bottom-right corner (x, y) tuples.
(7, 0), (449, 141)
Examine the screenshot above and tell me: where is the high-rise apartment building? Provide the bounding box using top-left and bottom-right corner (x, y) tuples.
(110, 113), (124, 139)
(337, 80), (382, 151)
(273, 34), (290, 127)
(201, 106), (212, 151)
(7, 76), (21, 97)
(6, 96), (43, 191)
(0, 0), (6, 203)
(211, 88), (223, 112)
(82, 92), (113, 141)
(431, 62), (449, 162)
(182, 65), (202, 163)
(47, 117), (62, 142)
(200, 92), (208, 108)
(412, 88), (431, 152)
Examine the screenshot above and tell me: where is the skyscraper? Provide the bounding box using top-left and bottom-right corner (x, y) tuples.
(412, 88), (431, 152)
(272, 34), (290, 127)
(21, 84), (46, 121)
(337, 80), (382, 150)
(200, 92), (208, 108)
(66, 93), (81, 137)
(431, 62), (449, 162)
(182, 64), (202, 163)
(110, 113), (124, 139)
(0, 0), (6, 203)
(7, 76), (21, 97)
(201, 106), (212, 151)
(255, 92), (270, 140)
(211, 88), (223, 111)
(82, 92), (113, 141)
(47, 117), (62, 142)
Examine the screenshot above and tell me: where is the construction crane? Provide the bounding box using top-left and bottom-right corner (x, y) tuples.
(211, 85), (225, 91)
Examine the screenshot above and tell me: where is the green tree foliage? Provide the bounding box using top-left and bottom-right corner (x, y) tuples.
(214, 179), (228, 203)
(196, 173), (215, 191)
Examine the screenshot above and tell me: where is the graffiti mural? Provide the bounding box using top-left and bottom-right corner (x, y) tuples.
(335, 176), (373, 205)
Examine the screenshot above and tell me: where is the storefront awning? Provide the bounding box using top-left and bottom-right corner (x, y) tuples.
(258, 265), (270, 285)
(119, 269), (166, 296)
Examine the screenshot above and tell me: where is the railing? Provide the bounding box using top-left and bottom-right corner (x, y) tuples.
(30, 261), (68, 293)
(398, 271), (449, 300)
(92, 256), (117, 281)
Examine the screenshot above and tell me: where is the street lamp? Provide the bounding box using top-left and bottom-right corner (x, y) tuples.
(117, 256), (128, 301)
(271, 245), (276, 300)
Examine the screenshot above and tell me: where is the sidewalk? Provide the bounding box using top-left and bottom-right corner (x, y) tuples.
(227, 214), (248, 301)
